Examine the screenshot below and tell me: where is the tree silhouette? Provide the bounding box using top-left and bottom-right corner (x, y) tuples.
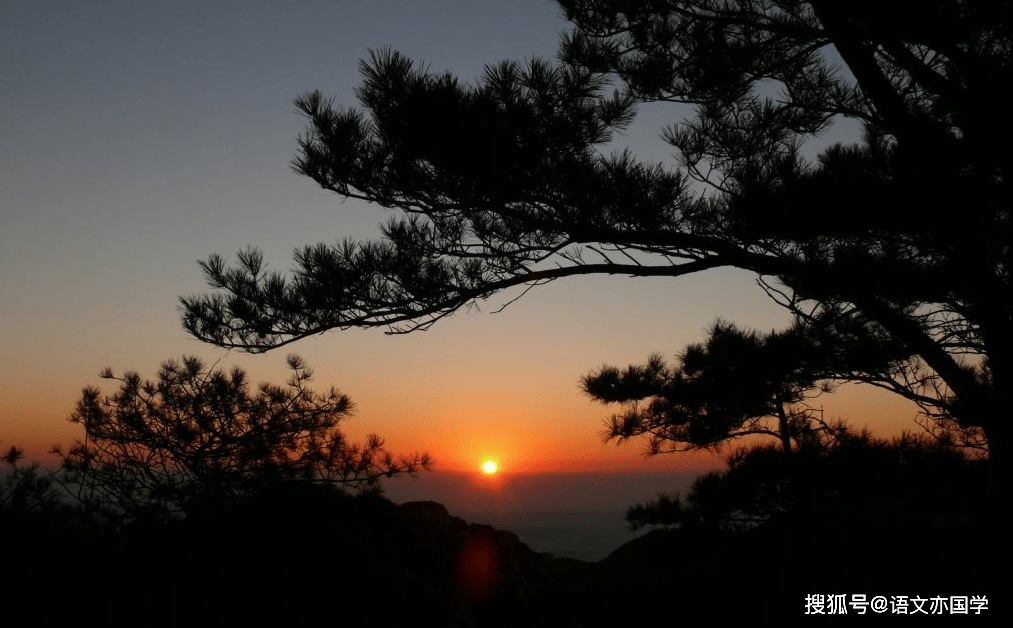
(624, 428), (983, 534)
(180, 2), (1010, 464)
(608, 429), (991, 621)
(54, 355), (431, 524)
(1, 444), (60, 516)
(583, 321), (850, 455)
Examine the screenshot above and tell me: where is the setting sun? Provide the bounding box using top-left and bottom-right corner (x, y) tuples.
(481, 460), (498, 474)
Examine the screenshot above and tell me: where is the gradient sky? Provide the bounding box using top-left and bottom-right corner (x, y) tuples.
(2, 1), (920, 480)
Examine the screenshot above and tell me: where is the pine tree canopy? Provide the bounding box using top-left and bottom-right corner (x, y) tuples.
(180, 1), (1010, 460)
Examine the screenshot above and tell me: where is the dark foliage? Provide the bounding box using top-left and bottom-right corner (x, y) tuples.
(603, 431), (995, 625)
(180, 2), (1009, 465)
(582, 320), (867, 454)
(52, 355), (431, 525)
(625, 428), (983, 534)
(0, 444), (61, 515)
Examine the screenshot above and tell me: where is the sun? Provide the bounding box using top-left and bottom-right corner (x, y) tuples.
(481, 459), (498, 474)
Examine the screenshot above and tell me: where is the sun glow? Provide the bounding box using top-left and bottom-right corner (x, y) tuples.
(481, 460), (498, 474)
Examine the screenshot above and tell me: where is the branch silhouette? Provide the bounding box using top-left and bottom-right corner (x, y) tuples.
(180, 3), (1009, 462)
(53, 355), (431, 524)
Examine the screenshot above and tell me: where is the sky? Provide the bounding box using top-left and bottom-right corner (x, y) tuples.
(1, 0), (921, 495)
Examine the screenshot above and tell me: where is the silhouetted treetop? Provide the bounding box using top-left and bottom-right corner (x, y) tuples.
(181, 2), (1010, 461)
(624, 427), (984, 533)
(583, 316), (922, 454)
(584, 321), (846, 454)
(54, 355), (431, 523)
(1, 443), (60, 516)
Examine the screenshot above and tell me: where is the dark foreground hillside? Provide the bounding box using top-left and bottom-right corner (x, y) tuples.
(1, 469), (999, 627)
(2, 486), (590, 628)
